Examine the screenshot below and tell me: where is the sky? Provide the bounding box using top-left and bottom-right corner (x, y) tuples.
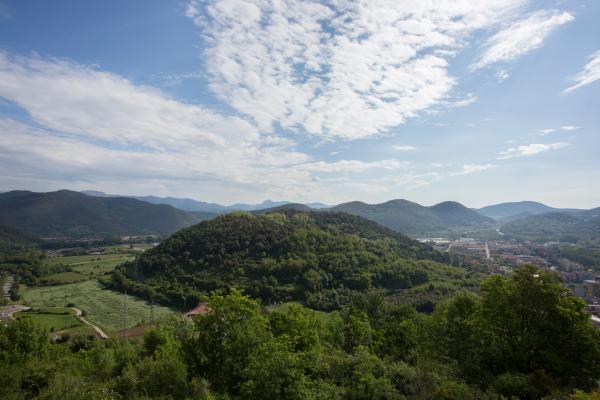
(0, 0), (599, 208)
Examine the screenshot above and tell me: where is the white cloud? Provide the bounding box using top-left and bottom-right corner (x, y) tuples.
(496, 69), (510, 81)
(560, 125), (580, 131)
(470, 9), (574, 71)
(539, 125), (580, 135)
(298, 159), (407, 174)
(393, 145), (416, 152)
(563, 50), (600, 94)
(0, 53), (416, 203)
(497, 142), (570, 159)
(0, 52), (258, 151)
(450, 163), (496, 176)
(188, 0), (528, 139)
(392, 172), (444, 189)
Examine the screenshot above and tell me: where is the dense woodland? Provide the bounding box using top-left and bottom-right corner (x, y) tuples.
(502, 212), (600, 242)
(2, 208), (600, 398)
(112, 211), (480, 310)
(1, 266), (600, 399)
(0, 190), (209, 237)
(330, 200), (495, 236)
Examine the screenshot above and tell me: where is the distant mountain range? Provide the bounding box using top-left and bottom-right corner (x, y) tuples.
(80, 190), (331, 212)
(476, 201), (582, 221)
(0, 190), (213, 238)
(330, 200), (494, 235)
(1, 189), (597, 241)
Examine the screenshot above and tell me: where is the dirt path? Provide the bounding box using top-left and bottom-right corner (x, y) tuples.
(72, 307), (110, 339)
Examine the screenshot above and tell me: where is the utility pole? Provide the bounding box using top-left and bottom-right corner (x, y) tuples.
(150, 299), (155, 324)
(122, 289), (128, 331)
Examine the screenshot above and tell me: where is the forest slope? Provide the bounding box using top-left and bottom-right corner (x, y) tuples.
(117, 210), (475, 310)
(0, 190), (213, 238)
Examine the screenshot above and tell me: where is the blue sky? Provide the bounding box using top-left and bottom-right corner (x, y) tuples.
(0, 0), (598, 208)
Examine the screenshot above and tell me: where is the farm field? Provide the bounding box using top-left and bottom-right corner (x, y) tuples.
(43, 253), (135, 278)
(15, 307), (82, 332)
(22, 280), (175, 333)
(40, 271), (87, 285)
(105, 243), (156, 252)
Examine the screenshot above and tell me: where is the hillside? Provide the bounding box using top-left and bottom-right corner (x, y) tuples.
(0, 190), (215, 238)
(331, 199), (493, 236)
(502, 211), (600, 242)
(81, 190), (291, 213)
(476, 201), (582, 220)
(115, 210), (473, 310)
(0, 224), (42, 263)
(253, 203), (313, 213)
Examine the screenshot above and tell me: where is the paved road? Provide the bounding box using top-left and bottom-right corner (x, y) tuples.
(2, 274), (14, 299)
(72, 307), (109, 339)
(0, 304), (31, 322)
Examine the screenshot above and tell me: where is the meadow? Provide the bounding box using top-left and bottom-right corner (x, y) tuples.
(22, 280), (175, 333)
(14, 307), (81, 332)
(43, 253), (135, 278)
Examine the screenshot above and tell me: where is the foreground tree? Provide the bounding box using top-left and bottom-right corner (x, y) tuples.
(432, 265), (600, 397)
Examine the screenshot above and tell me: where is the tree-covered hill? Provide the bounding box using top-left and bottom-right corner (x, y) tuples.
(0, 224), (42, 264)
(253, 203), (313, 213)
(502, 211), (600, 242)
(0, 190), (215, 238)
(116, 210), (473, 310)
(330, 199), (494, 236)
(477, 201), (559, 220)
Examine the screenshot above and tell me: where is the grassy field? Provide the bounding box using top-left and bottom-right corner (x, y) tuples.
(43, 253), (134, 278)
(22, 280), (175, 333)
(105, 244), (156, 252)
(15, 307), (82, 332)
(41, 271), (88, 285)
(269, 301), (334, 323)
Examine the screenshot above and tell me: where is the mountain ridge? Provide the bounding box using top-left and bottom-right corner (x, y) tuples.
(476, 201), (583, 221)
(80, 190), (331, 212)
(330, 199), (494, 235)
(0, 190), (214, 238)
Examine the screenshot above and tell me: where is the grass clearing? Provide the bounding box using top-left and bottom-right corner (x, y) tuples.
(15, 307), (82, 332)
(105, 244), (156, 252)
(41, 271), (87, 285)
(43, 253), (135, 278)
(268, 301), (333, 324)
(43, 253), (133, 266)
(22, 280), (175, 334)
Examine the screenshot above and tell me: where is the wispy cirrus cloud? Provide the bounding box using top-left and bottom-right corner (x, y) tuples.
(563, 50), (600, 94)
(497, 142), (570, 159)
(470, 9), (574, 71)
(188, 0), (529, 140)
(538, 125), (580, 135)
